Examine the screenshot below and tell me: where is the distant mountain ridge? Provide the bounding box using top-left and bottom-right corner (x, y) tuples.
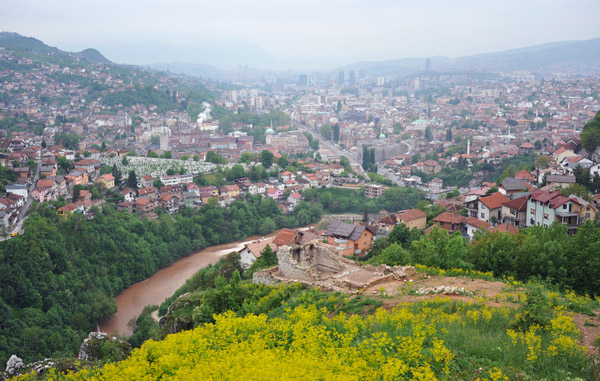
(0, 32), (113, 65)
(1, 32), (599, 78)
(147, 62), (231, 80)
(339, 38), (600, 78)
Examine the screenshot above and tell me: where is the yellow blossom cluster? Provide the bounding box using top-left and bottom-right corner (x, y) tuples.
(57, 304), (460, 380)
(23, 292), (591, 380)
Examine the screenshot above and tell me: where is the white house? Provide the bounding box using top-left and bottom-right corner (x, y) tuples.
(254, 182), (267, 194)
(5, 185), (28, 199)
(238, 237), (276, 269)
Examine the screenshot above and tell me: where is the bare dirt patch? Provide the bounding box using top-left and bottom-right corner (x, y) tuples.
(573, 313), (600, 356)
(368, 273), (600, 358)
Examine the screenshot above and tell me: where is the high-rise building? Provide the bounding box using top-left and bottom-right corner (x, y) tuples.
(159, 134), (169, 151)
(425, 58), (431, 72)
(298, 74), (308, 86)
(338, 71), (344, 86)
(349, 71), (356, 86)
(377, 77), (385, 86)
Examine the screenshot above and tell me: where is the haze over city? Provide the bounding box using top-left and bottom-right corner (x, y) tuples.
(2, 0), (600, 69)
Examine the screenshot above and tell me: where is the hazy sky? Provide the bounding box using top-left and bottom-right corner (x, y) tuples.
(2, 0), (599, 69)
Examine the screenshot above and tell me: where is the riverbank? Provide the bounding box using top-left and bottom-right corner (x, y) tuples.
(100, 225), (316, 336)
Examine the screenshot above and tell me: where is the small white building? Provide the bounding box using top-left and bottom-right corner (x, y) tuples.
(238, 237), (276, 269)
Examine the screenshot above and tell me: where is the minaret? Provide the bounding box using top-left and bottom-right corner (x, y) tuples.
(467, 139), (471, 155)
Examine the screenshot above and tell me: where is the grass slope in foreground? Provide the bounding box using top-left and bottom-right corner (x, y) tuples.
(34, 276), (600, 381)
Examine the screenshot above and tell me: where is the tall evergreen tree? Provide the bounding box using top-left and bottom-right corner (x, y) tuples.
(127, 170), (138, 189)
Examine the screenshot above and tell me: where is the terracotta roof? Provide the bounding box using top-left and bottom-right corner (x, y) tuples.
(36, 179), (55, 188)
(273, 228), (298, 246)
(243, 237), (276, 259)
(138, 187), (157, 195)
(433, 212), (465, 224)
(378, 214), (397, 225)
(502, 196), (528, 211)
(58, 203), (79, 212)
(397, 209), (427, 222)
(464, 217), (491, 229)
(479, 192), (510, 210)
(135, 198), (152, 206)
(160, 193), (174, 201)
(514, 170), (535, 182)
(489, 223), (520, 234)
(549, 194), (570, 209)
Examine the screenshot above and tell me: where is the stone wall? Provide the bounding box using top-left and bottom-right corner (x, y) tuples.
(252, 267), (282, 286)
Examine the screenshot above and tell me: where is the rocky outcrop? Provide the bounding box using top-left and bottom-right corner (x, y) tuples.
(2, 356), (59, 379)
(158, 293), (202, 336)
(4, 355), (24, 377)
(78, 331), (130, 362)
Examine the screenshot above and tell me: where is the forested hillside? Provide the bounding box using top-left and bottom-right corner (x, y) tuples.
(0, 196), (323, 365)
(367, 221), (600, 297)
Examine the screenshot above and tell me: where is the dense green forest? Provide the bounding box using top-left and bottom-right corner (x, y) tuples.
(413, 152), (538, 187)
(302, 187), (424, 214)
(367, 221), (600, 297)
(0, 196), (323, 365)
(581, 111), (600, 152)
(102, 85), (183, 113)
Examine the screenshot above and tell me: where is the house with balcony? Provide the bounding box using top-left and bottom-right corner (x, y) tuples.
(526, 190), (579, 232)
(159, 193), (180, 214)
(135, 197), (156, 215)
(464, 192), (509, 224)
(501, 196), (528, 228)
(326, 221), (374, 257)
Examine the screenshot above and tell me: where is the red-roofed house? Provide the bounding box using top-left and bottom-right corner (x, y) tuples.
(238, 237), (276, 269)
(396, 209), (427, 230)
(432, 212), (465, 234)
(489, 223), (520, 234)
(526, 190), (578, 231)
(135, 197), (156, 215)
(464, 217), (492, 241)
(501, 196), (528, 228)
(514, 170), (536, 185)
(465, 192), (509, 224)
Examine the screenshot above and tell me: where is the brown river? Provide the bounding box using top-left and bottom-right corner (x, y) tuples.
(100, 226), (315, 336)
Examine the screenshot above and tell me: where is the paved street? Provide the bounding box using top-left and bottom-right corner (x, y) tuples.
(291, 121), (367, 175)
